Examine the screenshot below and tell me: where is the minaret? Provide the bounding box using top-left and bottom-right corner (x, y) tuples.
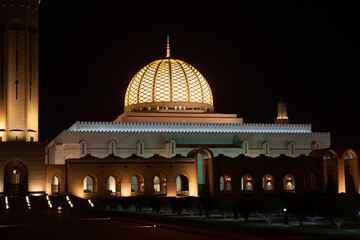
(274, 98), (290, 124)
(0, 0), (40, 142)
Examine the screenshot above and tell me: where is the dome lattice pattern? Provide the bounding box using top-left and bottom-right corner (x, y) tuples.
(125, 59), (213, 111)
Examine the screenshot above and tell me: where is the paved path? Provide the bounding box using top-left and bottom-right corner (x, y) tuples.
(0, 209), (260, 240)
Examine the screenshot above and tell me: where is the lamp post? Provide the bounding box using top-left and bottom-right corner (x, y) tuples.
(283, 208), (288, 224)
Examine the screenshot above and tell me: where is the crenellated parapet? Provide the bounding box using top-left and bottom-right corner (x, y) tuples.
(67, 121), (317, 134)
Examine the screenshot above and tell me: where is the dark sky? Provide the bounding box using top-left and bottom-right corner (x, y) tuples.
(38, 1), (358, 148)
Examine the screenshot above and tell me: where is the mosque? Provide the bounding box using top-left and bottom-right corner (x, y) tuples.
(0, 0), (358, 199)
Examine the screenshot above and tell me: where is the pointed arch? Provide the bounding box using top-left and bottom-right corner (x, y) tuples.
(4, 159), (28, 196)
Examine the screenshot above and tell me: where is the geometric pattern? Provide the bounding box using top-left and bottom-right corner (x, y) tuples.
(124, 58), (213, 107)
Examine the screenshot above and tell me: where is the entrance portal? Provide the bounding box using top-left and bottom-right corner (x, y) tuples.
(4, 160), (28, 196)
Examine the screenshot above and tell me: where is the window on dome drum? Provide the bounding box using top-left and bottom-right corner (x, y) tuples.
(262, 173), (274, 191)
(283, 174), (295, 192)
(242, 141), (249, 155)
(176, 174), (189, 196)
(137, 141), (145, 156)
(220, 174), (232, 192)
(169, 140), (176, 156)
(80, 141), (86, 156)
(262, 142), (270, 156)
(83, 175), (97, 194)
(51, 176), (60, 196)
(312, 141), (320, 150)
(241, 174), (253, 192)
(131, 174), (144, 196)
(109, 141), (116, 155)
(288, 142), (295, 156)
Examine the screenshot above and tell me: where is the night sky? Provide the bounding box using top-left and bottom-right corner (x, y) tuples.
(38, 1), (358, 148)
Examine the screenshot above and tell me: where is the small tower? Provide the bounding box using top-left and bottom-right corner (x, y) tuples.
(274, 98), (289, 124)
(0, 0), (40, 142)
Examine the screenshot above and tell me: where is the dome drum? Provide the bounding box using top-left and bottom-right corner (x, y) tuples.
(125, 102), (214, 112)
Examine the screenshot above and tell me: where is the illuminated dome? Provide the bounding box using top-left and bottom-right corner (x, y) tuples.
(124, 58), (214, 112)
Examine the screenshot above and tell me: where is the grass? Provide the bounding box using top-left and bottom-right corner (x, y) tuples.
(86, 209), (360, 239)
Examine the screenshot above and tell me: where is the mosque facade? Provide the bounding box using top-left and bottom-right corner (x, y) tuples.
(0, 1), (358, 199)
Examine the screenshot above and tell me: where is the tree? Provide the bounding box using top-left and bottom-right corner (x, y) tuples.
(329, 196), (355, 229)
(258, 197), (284, 224)
(217, 198), (235, 219)
(236, 197), (256, 221)
(286, 195), (315, 227)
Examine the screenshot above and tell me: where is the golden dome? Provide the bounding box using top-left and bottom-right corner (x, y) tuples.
(124, 58), (214, 112)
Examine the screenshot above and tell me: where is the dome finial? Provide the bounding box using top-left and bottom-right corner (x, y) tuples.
(166, 35), (170, 58)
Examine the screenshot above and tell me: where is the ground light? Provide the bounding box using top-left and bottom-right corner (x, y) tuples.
(66, 196), (73, 208)
(46, 195), (53, 208)
(88, 199), (94, 207)
(5, 196), (9, 209)
(26, 196), (31, 209)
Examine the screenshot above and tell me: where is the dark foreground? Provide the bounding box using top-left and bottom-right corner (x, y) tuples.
(1, 209), (359, 240)
(0, 209), (248, 240)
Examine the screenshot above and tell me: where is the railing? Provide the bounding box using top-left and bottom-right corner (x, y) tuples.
(83, 192), (97, 198)
(109, 192), (121, 197)
(242, 190), (254, 194)
(284, 190), (295, 194)
(176, 191), (189, 197)
(131, 191), (144, 197)
(263, 190), (275, 194)
(154, 191), (167, 196)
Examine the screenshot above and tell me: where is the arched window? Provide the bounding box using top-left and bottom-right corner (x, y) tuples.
(311, 141), (320, 150)
(153, 174), (167, 195)
(262, 141), (270, 156)
(10, 20), (24, 31)
(107, 176), (116, 193)
(80, 140), (86, 156)
(109, 140), (116, 155)
(241, 173), (253, 191)
(345, 174), (355, 194)
(10, 167), (21, 185)
(220, 174), (231, 192)
(137, 141), (145, 156)
(220, 176), (224, 191)
(131, 174), (144, 196)
(288, 142), (295, 156)
(304, 173), (316, 192)
(27, 22), (37, 33)
(176, 174), (189, 196)
(283, 173), (295, 191)
(131, 176), (138, 193)
(51, 176), (60, 196)
(242, 141), (249, 155)
(344, 151), (355, 160)
(153, 176), (160, 193)
(262, 173), (274, 191)
(83, 175), (96, 193)
(170, 140), (176, 155)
